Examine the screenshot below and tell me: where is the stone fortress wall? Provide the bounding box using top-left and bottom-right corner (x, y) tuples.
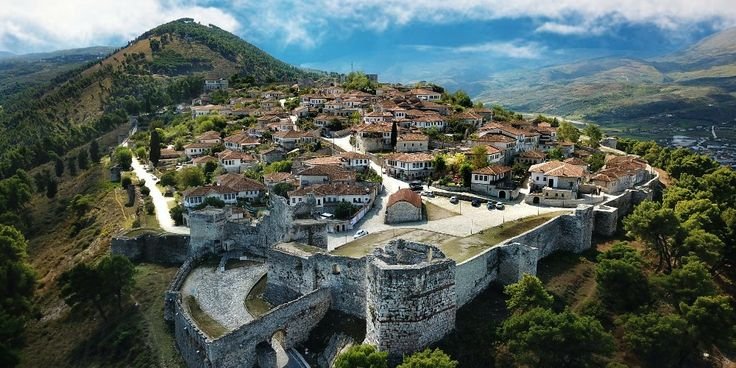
(148, 180), (658, 368)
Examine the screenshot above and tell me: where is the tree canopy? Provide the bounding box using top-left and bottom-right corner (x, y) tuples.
(334, 344), (387, 368)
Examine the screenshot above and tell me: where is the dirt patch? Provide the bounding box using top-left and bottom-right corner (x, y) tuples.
(245, 275), (273, 318)
(425, 201), (460, 221)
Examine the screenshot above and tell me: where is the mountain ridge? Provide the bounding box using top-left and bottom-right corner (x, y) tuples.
(0, 18), (319, 178)
(476, 26), (736, 140)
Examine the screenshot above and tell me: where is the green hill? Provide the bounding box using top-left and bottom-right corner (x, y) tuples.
(476, 27), (736, 140)
(0, 18), (318, 179)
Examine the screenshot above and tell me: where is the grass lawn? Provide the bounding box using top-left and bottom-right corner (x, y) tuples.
(185, 295), (228, 339)
(438, 211), (569, 262)
(330, 211), (570, 262)
(244, 275), (273, 318)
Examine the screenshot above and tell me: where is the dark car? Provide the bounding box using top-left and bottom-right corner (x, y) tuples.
(471, 199), (481, 207)
(409, 181), (424, 191)
(487, 201), (495, 210)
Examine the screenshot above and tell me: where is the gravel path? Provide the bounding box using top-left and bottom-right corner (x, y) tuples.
(182, 262), (268, 331)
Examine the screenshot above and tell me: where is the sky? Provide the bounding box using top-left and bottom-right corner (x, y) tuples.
(1, 0), (735, 86)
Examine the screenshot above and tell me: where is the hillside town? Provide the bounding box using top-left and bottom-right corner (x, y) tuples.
(124, 74), (654, 246)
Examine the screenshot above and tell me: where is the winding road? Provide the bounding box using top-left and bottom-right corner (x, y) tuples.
(129, 153), (190, 234)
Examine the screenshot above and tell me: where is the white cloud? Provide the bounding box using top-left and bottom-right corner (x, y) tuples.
(0, 0), (239, 53)
(3, 0), (736, 52)
(228, 0), (736, 48)
(404, 41), (544, 59)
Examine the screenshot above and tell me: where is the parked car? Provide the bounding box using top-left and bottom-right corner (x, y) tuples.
(409, 181), (424, 191)
(421, 191), (435, 198)
(487, 201), (495, 210)
(449, 196), (459, 204)
(495, 202), (505, 210)
(471, 199), (481, 207)
(353, 229), (369, 239)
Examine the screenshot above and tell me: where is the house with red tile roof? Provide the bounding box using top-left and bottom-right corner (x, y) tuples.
(385, 189), (423, 224)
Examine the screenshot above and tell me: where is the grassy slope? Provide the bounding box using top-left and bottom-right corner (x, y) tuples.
(18, 127), (182, 367)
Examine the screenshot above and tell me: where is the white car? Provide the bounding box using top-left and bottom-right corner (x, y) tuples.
(353, 229), (369, 239)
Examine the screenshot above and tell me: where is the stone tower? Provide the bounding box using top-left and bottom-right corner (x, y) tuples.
(365, 240), (456, 360)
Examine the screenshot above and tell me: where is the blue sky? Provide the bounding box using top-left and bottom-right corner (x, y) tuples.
(1, 1), (733, 85)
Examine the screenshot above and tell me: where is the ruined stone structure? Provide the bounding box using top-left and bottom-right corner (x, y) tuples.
(365, 242), (456, 359)
(153, 181), (657, 368)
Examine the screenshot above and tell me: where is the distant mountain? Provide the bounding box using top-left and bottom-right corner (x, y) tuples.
(0, 51), (15, 59)
(0, 18), (320, 178)
(0, 46), (115, 105)
(476, 27), (736, 140)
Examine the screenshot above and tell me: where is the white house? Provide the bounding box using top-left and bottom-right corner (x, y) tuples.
(182, 185), (237, 208)
(396, 133), (429, 153)
(224, 132), (260, 151)
(384, 152), (434, 180)
(184, 142), (216, 158)
(287, 183), (373, 208)
(217, 150), (257, 173)
(470, 165), (516, 199)
(197, 130), (222, 144)
(216, 173), (266, 201)
(410, 88), (441, 101)
(528, 160), (585, 198)
(272, 130), (316, 149)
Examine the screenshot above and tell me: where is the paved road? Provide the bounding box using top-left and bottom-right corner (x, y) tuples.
(130, 155), (190, 234)
(325, 136), (571, 249)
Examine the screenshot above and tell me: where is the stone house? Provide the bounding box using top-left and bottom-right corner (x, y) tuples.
(354, 123), (393, 152)
(260, 148), (285, 163)
(385, 189), (423, 224)
(263, 172), (298, 190)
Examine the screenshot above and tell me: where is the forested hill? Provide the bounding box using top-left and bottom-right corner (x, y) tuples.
(0, 18), (318, 179)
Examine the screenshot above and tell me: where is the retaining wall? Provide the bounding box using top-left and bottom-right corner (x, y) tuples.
(111, 233), (190, 264)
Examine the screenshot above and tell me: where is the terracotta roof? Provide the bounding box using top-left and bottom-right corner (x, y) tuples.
(288, 183), (370, 197)
(184, 142), (217, 149)
(563, 157), (588, 166)
(297, 165), (356, 182)
(183, 185), (235, 197)
(519, 150), (546, 159)
(473, 165), (512, 175)
(218, 150), (256, 161)
(216, 173), (266, 192)
(387, 188), (422, 209)
(273, 130), (314, 139)
(340, 151), (369, 160)
(192, 156), (218, 165)
(355, 123), (392, 133)
(398, 133), (428, 141)
(606, 155), (647, 168)
(483, 145), (502, 154)
(475, 134), (515, 143)
(224, 132), (259, 145)
(304, 156), (342, 166)
(384, 152), (434, 163)
(160, 149), (181, 159)
(197, 130), (221, 141)
(529, 160), (585, 178)
(264, 172), (296, 183)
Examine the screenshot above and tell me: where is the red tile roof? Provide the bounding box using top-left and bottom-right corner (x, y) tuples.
(387, 188), (422, 209)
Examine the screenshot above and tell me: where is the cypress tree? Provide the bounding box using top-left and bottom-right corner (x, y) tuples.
(149, 129), (161, 166)
(390, 121), (398, 149)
